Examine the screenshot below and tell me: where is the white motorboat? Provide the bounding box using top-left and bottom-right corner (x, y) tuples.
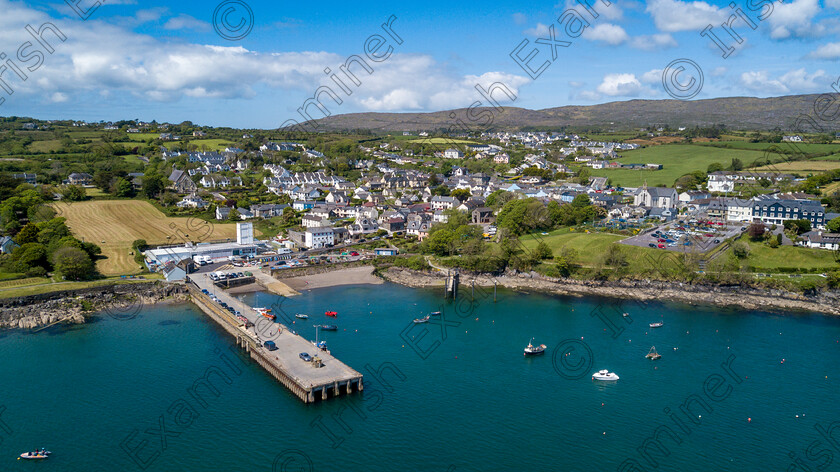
(592, 369), (619, 381)
(649, 321), (664, 328)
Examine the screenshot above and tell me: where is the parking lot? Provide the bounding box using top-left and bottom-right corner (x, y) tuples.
(620, 219), (745, 253)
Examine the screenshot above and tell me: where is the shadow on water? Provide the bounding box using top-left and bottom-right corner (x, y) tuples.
(158, 320), (181, 326)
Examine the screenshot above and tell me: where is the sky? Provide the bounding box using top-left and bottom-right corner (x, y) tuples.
(1, 0), (839, 128)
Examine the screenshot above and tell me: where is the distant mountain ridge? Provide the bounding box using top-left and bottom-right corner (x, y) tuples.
(301, 94), (838, 133)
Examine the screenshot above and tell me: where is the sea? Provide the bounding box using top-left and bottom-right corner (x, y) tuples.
(1, 282), (839, 472)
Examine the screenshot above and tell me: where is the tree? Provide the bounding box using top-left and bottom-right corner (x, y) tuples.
(228, 208), (241, 221)
(16, 223), (40, 244)
(450, 188), (471, 202)
(732, 241), (750, 258)
(600, 244), (628, 267)
(534, 241), (553, 260)
(747, 223), (766, 240)
(62, 185), (86, 201)
(707, 162), (724, 173)
(577, 167), (592, 185)
(827, 217), (840, 233)
(142, 174), (165, 198)
(783, 219), (811, 235)
(486, 190), (515, 210)
(114, 178), (134, 197)
(52, 246), (95, 281)
(730, 158), (744, 171)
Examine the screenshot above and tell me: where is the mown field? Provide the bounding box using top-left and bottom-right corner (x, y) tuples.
(589, 144), (767, 187)
(727, 236), (839, 272)
(753, 160), (840, 173)
(694, 141), (840, 153)
(407, 137), (479, 144)
(54, 200), (245, 275)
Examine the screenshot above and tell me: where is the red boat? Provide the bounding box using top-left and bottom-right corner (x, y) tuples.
(262, 312), (276, 320)
(325, 311), (337, 317)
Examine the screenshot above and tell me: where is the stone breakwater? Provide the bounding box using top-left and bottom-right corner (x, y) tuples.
(0, 282), (189, 330)
(381, 267), (840, 316)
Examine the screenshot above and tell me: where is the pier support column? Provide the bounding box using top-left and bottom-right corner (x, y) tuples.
(357, 378), (364, 391)
(306, 391), (314, 403)
(334, 382), (339, 397)
(321, 388), (328, 401)
(346, 381), (352, 395)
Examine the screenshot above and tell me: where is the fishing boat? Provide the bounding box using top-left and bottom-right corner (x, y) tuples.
(413, 315), (430, 324)
(255, 308), (275, 320)
(592, 369), (620, 381)
(320, 324), (337, 331)
(325, 311), (338, 317)
(523, 338), (546, 356)
(646, 346), (662, 360)
(295, 313), (309, 319)
(649, 321), (664, 328)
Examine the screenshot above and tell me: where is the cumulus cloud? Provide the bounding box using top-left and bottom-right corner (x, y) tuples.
(640, 69), (663, 84)
(597, 73), (646, 96)
(524, 23), (551, 37)
(740, 68), (830, 94)
(645, 0), (727, 32)
(766, 0), (822, 39)
(0, 0), (530, 114)
(807, 42), (840, 60)
(583, 24), (629, 45)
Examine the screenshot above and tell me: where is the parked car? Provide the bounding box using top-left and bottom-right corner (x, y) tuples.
(299, 352), (312, 362)
(657, 244), (665, 249)
(350, 251), (359, 256)
(648, 243), (657, 248)
(714, 239), (721, 243)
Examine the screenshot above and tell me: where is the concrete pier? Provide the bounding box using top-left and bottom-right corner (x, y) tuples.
(185, 275), (363, 403)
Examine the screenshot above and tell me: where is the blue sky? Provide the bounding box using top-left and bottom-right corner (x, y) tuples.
(2, 0), (839, 127)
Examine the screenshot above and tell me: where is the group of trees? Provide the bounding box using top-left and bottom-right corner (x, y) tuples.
(3, 217), (100, 280)
(495, 195), (604, 235)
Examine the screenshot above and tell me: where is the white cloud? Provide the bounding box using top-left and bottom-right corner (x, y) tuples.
(766, 0), (822, 39)
(0, 1), (531, 113)
(629, 33), (677, 50)
(739, 68), (830, 94)
(575, 90), (602, 101)
(807, 42), (840, 60)
(711, 66), (728, 77)
(645, 0), (727, 32)
(596, 73), (645, 96)
(163, 14), (210, 31)
(523, 23), (551, 37)
(513, 13), (528, 25)
(640, 69), (663, 84)
(583, 24), (629, 45)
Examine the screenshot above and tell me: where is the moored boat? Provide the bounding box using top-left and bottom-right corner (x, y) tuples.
(524, 338), (546, 356)
(592, 369), (619, 381)
(646, 346), (661, 360)
(649, 322), (664, 328)
(430, 311), (441, 316)
(320, 324), (337, 331)
(413, 315), (430, 324)
(19, 450), (50, 460)
(325, 311), (338, 317)
(295, 313), (309, 319)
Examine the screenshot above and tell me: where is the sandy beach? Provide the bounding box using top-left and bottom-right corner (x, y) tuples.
(281, 266), (384, 291)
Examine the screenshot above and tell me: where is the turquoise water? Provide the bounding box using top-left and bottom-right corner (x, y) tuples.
(2, 283), (840, 471)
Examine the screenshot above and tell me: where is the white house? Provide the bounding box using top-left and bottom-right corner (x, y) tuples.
(707, 172), (736, 193)
(304, 227), (334, 248)
(444, 148), (464, 159)
(634, 186), (677, 209)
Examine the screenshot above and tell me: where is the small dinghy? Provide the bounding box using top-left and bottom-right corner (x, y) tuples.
(295, 313), (309, 319)
(649, 321), (664, 328)
(19, 449), (50, 460)
(320, 324), (337, 331)
(413, 315), (430, 324)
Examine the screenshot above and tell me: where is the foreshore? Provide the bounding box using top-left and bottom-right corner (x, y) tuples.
(379, 267), (840, 316)
(280, 266), (384, 291)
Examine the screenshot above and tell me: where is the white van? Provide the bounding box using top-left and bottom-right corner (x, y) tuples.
(277, 248), (292, 255)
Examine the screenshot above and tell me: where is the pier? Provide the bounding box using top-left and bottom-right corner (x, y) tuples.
(445, 270), (459, 299)
(185, 274), (363, 403)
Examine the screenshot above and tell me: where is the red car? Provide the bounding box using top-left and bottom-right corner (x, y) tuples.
(658, 238), (666, 242)
(705, 233), (714, 237)
(657, 243), (665, 249)
(350, 251), (359, 256)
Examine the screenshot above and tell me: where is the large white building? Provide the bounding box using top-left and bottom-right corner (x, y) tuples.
(304, 227), (334, 248)
(707, 172), (736, 193)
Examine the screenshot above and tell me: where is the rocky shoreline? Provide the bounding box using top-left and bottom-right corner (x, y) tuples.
(0, 282), (189, 330)
(380, 267), (840, 316)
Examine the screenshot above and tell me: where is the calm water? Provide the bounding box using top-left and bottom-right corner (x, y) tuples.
(2, 283), (840, 471)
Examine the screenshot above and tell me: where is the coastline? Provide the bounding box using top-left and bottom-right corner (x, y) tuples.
(280, 266), (384, 291)
(379, 267), (840, 316)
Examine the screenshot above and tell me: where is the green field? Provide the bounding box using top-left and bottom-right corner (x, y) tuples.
(583, 133), (639, 142)
(695, 141), (840, 154)
(589, 144), (767, 187)
(729, 236), (839, 272)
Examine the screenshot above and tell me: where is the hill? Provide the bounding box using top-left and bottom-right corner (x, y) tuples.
(301, 94), (837, 133)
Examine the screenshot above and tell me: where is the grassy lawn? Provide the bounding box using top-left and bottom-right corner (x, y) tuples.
(590, 144), (766, 187)
(28, 139), (62, 153)
(0, 276), (162, 299)
(583, 133), (639, 142)
(54, 200), (246, 276)
(729, 236), (839, 272)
